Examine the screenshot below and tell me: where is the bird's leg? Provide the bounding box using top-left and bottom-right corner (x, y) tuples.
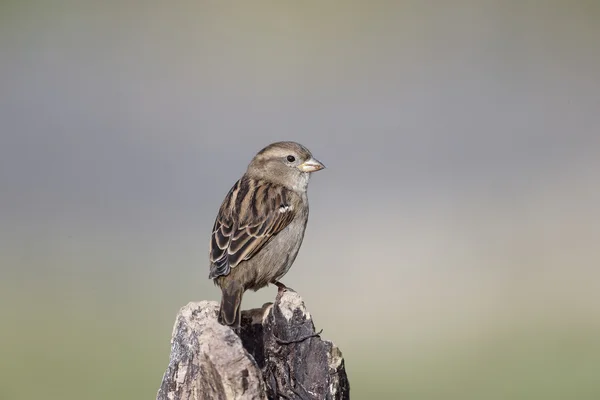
(272, 281), (288, 293)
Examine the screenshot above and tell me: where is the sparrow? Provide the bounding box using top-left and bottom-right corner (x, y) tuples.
(209, 141), (325, 330)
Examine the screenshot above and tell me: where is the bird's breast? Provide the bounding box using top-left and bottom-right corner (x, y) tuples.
(243, 209), (308, 290)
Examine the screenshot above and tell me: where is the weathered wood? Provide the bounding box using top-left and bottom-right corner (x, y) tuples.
(156, 301), (267, 400)
(157, 290), (350, 400)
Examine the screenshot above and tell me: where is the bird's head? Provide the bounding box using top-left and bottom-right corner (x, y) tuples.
(246, 141), (325, 191)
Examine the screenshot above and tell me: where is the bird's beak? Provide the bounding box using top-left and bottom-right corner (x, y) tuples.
(297, 158), (326, 173)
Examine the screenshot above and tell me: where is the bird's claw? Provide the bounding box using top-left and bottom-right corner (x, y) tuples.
(273, 281), (288, 293)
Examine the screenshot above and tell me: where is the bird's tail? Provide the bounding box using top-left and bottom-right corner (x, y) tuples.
(218, 280), (243, 329)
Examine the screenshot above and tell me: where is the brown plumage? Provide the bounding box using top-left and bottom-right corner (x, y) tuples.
(209, 141), (325, 330)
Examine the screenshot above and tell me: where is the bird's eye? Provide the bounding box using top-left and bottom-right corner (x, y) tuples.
(286, 155), (296, 162)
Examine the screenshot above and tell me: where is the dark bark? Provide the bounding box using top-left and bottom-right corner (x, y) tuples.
(157, 290), (349, 400)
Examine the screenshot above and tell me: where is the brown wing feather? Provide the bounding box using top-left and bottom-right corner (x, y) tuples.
(209, 176), (297, 279)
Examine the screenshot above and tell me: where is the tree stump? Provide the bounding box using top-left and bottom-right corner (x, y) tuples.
(157, 289), (350, 400)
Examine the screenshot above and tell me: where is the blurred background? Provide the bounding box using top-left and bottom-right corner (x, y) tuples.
(1, 1), (599, 399)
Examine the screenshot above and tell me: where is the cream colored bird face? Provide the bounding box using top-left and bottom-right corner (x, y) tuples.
(278, 148), (325, 173)
(247, 141), (325, 191)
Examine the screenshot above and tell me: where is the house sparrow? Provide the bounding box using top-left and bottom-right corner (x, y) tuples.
(209, 141), (325, 330)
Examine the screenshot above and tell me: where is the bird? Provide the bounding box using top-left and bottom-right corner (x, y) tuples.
(208, 141), (325, 330)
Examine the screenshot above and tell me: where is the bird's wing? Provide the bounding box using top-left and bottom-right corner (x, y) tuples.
(209, 177), (297, 279)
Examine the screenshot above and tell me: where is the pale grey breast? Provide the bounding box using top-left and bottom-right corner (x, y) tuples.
(242, 196), (309, 290)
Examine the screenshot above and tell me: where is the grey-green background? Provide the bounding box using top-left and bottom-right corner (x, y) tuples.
(1, 1), (599, 399)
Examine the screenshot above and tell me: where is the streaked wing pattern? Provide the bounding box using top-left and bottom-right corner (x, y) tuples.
(209, 176), (297, 278)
